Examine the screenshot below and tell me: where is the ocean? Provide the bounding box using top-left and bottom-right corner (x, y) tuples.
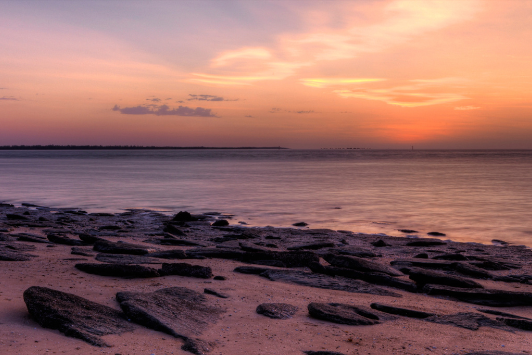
(0, 149), (531, 246)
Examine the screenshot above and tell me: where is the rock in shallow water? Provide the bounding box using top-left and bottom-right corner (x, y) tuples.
(23, 286), (135, 347)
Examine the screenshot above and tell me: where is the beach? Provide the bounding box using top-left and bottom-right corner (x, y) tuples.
(1, 203), (531, 355)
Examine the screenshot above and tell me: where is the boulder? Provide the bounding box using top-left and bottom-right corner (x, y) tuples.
(23, 286), (135, 347)
(172, 211), (197, 222)
(256, 303), (298, 319)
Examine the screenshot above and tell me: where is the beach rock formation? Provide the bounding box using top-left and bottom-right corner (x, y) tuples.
(307, 303), (380, 325)
(75, 263), (161, 278)
(159, 262), (213, 278)
(256, 303), (298, 319)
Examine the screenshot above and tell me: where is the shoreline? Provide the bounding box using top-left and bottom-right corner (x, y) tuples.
(1, 203), (532, 354)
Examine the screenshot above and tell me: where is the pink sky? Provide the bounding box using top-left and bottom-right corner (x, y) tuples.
(1, 0), (532, 148)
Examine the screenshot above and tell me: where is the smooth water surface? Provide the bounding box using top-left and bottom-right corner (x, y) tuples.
(1, 149), (531, 246)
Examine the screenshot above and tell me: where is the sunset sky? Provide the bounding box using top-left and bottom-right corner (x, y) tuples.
(1, 0), (532, 148)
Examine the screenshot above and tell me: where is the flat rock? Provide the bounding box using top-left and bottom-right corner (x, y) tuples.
(326, 246), (378, 258)
(324, 254), (403, 276)
(116, 287), (224, 339)
(93, 240), (155, 255)
(0, 248), (36, 261)
(423, 284), (532, 307)
(147, 249), (188, 259)
(233, 266), (271, 274)
(181, 338), (215, 355)
(256, 303), (298, 319)
(370, 303), (434, 319)
(243, 250), (319, 267)
(71, 247), (96, 256)
(15, 234), (52, 244)
(47, 234), (89, 246)
(496, 317), (532, 331)
(204, 288), (229, 298)
(405, 267), (484, 288)
(287, 242), (335, 250)
(406, 239), (446, 246)
(160, 263), (213, 278)
(477, 309), (531, 320)
(23, 286), (135, 347)
(425, 312), (506, 331)
(75, 263), (160, 278)
(95, 253), (165, 264)
(145, 238), (208, 247)
(307, 303), (380, 325)
(260, 269), (402, 297)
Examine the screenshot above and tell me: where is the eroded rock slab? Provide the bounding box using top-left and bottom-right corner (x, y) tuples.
(23, 286), (135, 347)
(423, 284), (532, 307)
(425, 312), (507, 331)
(370, 303), (434, 319)
(324, 254), (403, 276)
(75, 263), (160, 278)
(93, 240), (156, 255)
(160, 263), (213, 278)
(405, 267), (484, 288)
(95, 253), (165, 264)
(0, 248), (37, 261)
(308, 303), (380, 325)
(256, 303), (298, 319)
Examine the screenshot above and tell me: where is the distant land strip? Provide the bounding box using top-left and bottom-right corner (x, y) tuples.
(0, 145), (288, 150)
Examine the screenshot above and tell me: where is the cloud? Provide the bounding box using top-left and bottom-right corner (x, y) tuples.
(454, 106), (480, 110)
(300, 78), (385, 88)
(188, 94), (237, 102)
(112, 104), (215, 117)
(245, 115), (253, 118)
(0, 96), (19, 101)
(146, 98), (161, 102)
(295, 110), (315, 114)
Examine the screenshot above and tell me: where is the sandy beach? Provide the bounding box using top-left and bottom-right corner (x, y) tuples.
(1, 204), (532, 355)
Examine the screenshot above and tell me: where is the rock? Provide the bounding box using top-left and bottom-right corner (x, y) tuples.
(371, 239), (390, 247)
(260, 269), (401, 297)
(0, 248), (36, 261)
(323, 254), (403, 276)
(398, 229), (418, 234)
(304, 352), (346, 355)
(238, 241), (272, 252)
(423, 284), (532, 307)
(160, 263), (213, 279)
(71, 247), (96, 256)
(370, 303), (435, 319)
(204, 288), (229, 298)
(425, 312), (506, 331)
(406, 239), (446, 246)
(414, 253), (429, 259)
(213, 276), (226, 280)
(147, 249), (188, 259)
(233, 266), (271, 274)
(432, 253), (468, 261)
(496, 317), (532, 331)
(95, 253), (165, 264)
(293, 222), (308, 227)
(181, 338), (215, 355)
(15, 234), (51, 244)
(469, 260), (520, 271)
(77, 233), (105, 244)
(427, 232), (446, 236)
(405, 267), (484, 288)
(256, 303), (298, 319)
(477, 309), (531, 320)
(47, 234), (89, 246)
(453, 262), (493, 279)
(172, 211), (197, 222)
(2, 242), (36, 251)
(464, 352), (523, 355)
(330, 246), (378, 258)
(98, 225), (121, 231)
(23, 286), (135, 347)
(6, 214), (29, 220)
(145, 238), (209, 247)
(163, 224), (186, 236)
(185, 248), (246, 260)
(491, 239), (510, 246)
(116, 287), (224, 339)
(287, 242), (335, 250)
(75, 263), (160, 278)
(307, 303), (380, 325)
(93, 240), (155, 255)
(248, 259), (287, 267)
(212, 219), (229, 227)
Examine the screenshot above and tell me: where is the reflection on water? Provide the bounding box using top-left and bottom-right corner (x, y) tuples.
(0, 149), (531, 246)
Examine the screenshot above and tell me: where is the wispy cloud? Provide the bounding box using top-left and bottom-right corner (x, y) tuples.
(455, 106), (480, 110)
(0, 96), (19, 101)
(112, 104), (215, 117)
(300, 78), (385, 88)
(146, 98), (161, 102)
(188, 94), (237, 102)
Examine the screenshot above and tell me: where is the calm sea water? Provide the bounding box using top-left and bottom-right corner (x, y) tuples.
(1, 149), (531, 246)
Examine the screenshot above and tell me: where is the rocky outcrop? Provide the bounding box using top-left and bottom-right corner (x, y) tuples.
(256, 303), (298, 319)
(323, 254), (403, 276)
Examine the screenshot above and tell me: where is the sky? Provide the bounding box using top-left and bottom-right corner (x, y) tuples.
(1, 0), (532, 149)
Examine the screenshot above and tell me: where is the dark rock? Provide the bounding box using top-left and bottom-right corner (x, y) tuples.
(477, 309), (531, 320)
(0, 234), (15, 241)
(287, 242), (335, 250)
(239, 241), (272, 252)
(406, 239), (446, 246)
(398, 229), (418, 234)
(453, 262), (493, 279)
(212, 219), (229, 227)
(464, 352), (523, 355)
(181, 338), (215, 355)
(71, 247), (96, 256)
(147, 249), (188, 259)
(172, 211), (198, 222)
(304, 352), (346, 355)
(213, 276), (226, 280)
(243, 250), (319, 268)
(260, 269), (401, 297)
(292, 222), (308, 227)
(163, 224), (186, 236)
(47, 234), (89, 246)
(256, 303), (298, 319)
(98, 225), (121, 231)
(414, 253), (429, 259)
(160, 263), (213, 279)
(469, 260), (520, 271)
(423, 284), (532, 307)
(391, 258), (456, 270)
(116, 287), (224, 339)
(1, 242), (36, 251)
(427, 232), (446, 236)
(6, 214), (29, 220)
(23, 286), (135, 347)
(308, 303), (380, 325)
(491, 239), (510, 246)
(93, 240), (155, 255)
(0, 248), (36, 261)
(371, 239), (390, 247)
(186, 248), (246, 260)
(265, 235), (281, 240)
(95, 253), (165, 264)
(145, 238), (208, 247)
(233, 266), (271, 274)
(15, 234), (51, 244)
(78, 233), (105, 244)
(325, 246), (378, 258)
(370, 303), (434, 319)
(204, 288), (229, 298)
(496, 317), (532, 330)
(324, 254), (403, 276)
(405, 267), (484, 288)
(432, 253), (468, 261)
(425, 312), (505, 331)
(248, 259), (287, 267)
(75, 263), (160, 278)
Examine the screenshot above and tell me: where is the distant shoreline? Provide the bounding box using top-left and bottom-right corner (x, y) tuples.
(0, 145), (288, 150)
